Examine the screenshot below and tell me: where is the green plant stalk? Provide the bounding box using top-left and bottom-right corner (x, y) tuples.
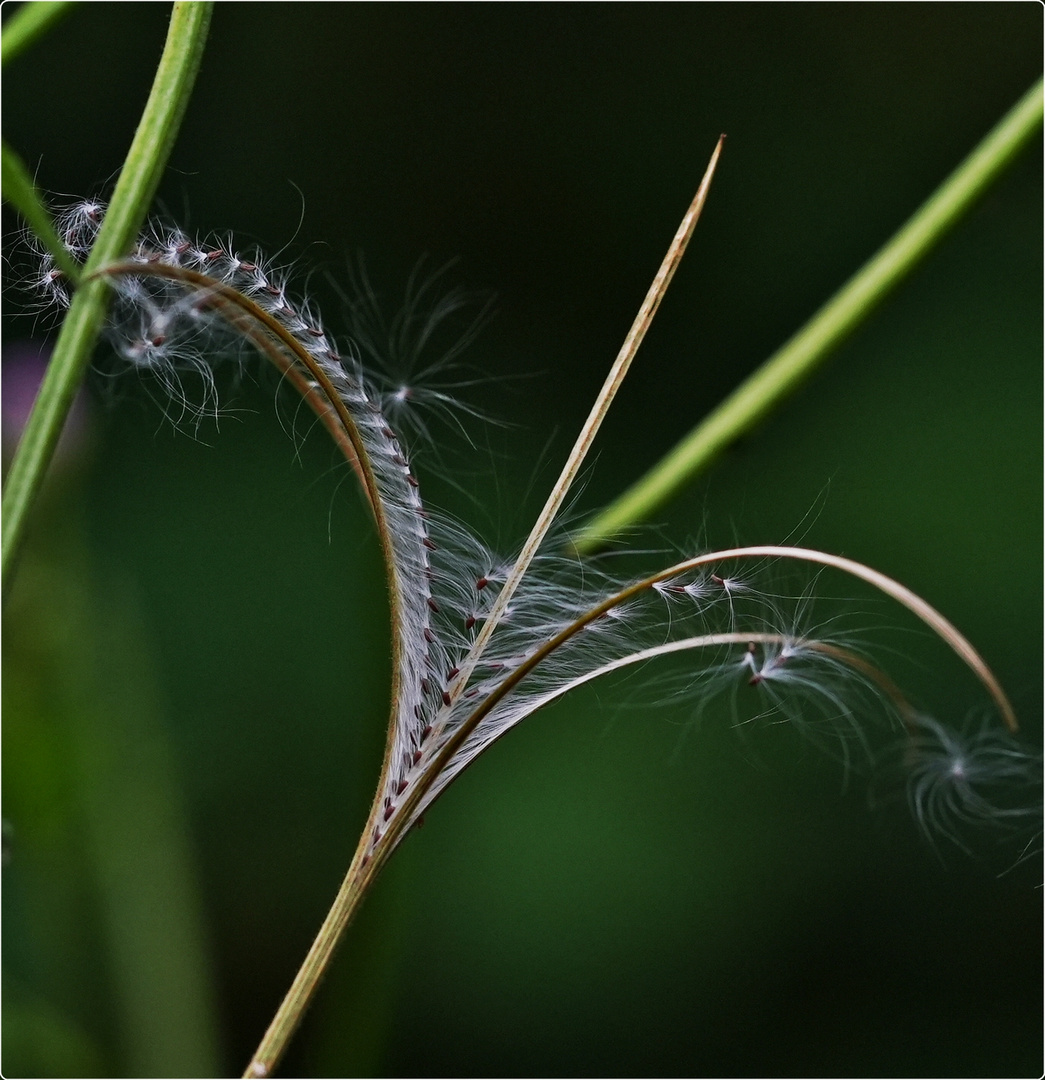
(1, 0), (213, 598)
(1, 0), (77, 66)
(573, 76), (1044, 554)
(2, 140), (81, 280)
(58, 575), (222, 1077)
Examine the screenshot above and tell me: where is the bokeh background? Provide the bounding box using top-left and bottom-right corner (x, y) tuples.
(3, 4), (1041, 1077)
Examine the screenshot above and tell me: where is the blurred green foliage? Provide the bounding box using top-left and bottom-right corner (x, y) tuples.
(3, 4), (1041, 1076)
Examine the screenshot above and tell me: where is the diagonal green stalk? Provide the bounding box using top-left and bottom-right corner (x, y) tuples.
(1, 0), (77, 66)
(2, 141), (81, 280)
(1, 0), (213, 600)
(573, 77), (1044, 553)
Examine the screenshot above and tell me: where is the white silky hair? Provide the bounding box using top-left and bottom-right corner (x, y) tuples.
(29, 197), (1039, 860)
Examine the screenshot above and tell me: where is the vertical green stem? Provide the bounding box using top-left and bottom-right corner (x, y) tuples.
(1, 1), (214, 598)
(572, 77), (1043, 553)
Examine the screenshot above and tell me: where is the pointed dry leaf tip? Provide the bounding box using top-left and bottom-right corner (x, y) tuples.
(449, 135), (726, 701)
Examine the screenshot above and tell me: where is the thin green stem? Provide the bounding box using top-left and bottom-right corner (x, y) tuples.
(1, 0), (76, 66)
(1, 1), (213, 599)
(573, 77), (1044, 553)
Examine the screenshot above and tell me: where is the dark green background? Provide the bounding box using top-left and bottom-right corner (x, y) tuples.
(3, 4), (1041, 1077)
